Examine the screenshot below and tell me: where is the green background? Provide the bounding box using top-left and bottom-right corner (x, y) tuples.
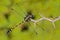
(0, 0), (60, 40)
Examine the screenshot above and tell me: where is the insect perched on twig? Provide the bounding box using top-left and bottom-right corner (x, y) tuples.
(6, 11), (34, 34)
(24, 11), (35, 22)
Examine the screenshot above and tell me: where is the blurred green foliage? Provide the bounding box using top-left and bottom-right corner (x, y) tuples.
(0, 0), (60, 40)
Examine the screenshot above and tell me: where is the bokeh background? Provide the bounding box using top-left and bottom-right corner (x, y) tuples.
(0, 0), (60, 40)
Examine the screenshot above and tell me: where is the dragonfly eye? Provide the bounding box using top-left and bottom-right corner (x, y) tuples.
(24, 11), (35, 22)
